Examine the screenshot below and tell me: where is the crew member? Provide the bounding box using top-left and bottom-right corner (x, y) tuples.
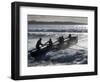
(47, 38), (53, 48)
(36, 38), (43, 50)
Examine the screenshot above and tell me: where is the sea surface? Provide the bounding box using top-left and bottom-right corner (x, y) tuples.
(28, 24), (88, 67)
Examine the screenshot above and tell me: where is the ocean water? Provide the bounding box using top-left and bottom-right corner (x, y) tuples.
(28, 24), (88, 66)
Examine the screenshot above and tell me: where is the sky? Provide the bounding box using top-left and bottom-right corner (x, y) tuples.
(28, 15), (88, 24)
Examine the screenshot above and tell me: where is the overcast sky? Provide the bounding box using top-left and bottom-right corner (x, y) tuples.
(28, 15), (88, 24)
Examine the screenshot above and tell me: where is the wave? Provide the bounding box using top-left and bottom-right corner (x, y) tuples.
(28, 29), (88, 33)
(28, 32), (56, 39)
(28, 32), (87, 39)
(28, 49), (88, 66)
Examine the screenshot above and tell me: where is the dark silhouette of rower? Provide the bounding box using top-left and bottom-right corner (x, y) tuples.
(61, 36), (64, 43)
(58, 36), (64, 44)
(47, 38), (53, 47)
(68, 34), (71, 39)
(36, 38), (43, 50)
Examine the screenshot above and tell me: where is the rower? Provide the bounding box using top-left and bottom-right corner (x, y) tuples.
(47, 38), (53, 48)
(36, 38), (43, 50)
(61, 36), (64, 43)
(68, 34), (71, 39)
(58, 36), (64, 44)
